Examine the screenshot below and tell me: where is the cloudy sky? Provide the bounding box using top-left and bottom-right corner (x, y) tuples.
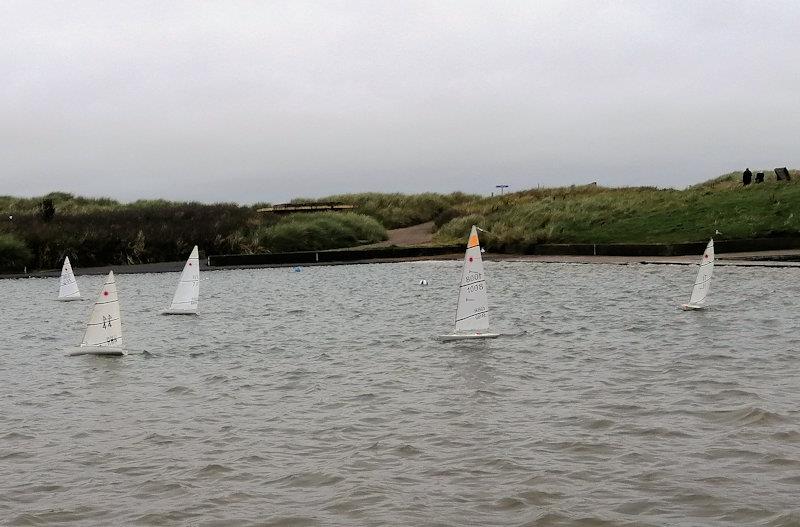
(1, 1), (798, 203)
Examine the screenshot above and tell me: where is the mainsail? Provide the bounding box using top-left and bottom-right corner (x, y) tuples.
(453, 225), (489, 333)
(165, 246), (199, 314)
(81, 271), (122, 347)
(688, 239), (714, 306)
(58, 256), (81, 301)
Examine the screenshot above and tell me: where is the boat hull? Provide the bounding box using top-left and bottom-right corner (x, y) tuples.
(161, 309), (198, 315)
(57, 296), (82, 302)
(440, 332), (501, 341)
(68, 347), (127, 357)
(680, 303), (706, 311)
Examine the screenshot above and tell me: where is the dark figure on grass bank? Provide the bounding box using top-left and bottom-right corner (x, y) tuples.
(742, 168), (752, 186)
(775, 167), (792, 182)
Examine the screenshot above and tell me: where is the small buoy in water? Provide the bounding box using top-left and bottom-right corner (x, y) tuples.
(419, 279), (428, 285)
(291, 266), (303, 272)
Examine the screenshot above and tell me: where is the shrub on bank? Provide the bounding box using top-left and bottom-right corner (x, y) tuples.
(2, 203), (260, 269)
(318, 192), (479, 229)
(0, 233), (32, 272)
(257, 212), (387, 252)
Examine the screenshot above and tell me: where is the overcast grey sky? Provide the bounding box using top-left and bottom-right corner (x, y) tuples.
(1, 1), (798, 203)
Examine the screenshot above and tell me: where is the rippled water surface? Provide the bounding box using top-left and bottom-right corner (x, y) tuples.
(2, 261), (800, 526)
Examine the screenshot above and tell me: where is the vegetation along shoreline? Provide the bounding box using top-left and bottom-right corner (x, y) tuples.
(2, 170), (798, 275)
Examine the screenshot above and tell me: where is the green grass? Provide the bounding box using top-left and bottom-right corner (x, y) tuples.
(2, 170), (799, 270)
(434, 171), (800, 251)
(0, 192), (122, 214)
(314, 192), (480, 229)
(257, 212), (388, 252)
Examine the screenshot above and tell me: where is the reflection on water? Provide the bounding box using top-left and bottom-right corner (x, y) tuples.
(1, 261), (800, 526)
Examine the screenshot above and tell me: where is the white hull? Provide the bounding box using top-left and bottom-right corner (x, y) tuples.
(57, 296), (82, 302)
(440, 332), (501, 341)
(161, 309), (198, 316)
(68, 347), (127, 357)
(680, 303), (706, 311)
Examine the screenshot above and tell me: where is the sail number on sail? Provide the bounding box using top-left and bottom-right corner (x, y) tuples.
(463, 272), (483, 284)
(465, 283), (484, 293)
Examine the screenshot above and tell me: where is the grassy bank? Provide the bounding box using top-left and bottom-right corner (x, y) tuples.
(2, 170), (798, 271)
(434, 171), (800, 252)
(257, 212), (387, 252)
(307, 192), (479, 229)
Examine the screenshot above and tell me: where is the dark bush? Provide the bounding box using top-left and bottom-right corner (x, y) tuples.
(433, 207), (461, 228)
(0, 233), (32, 271)
(38, 199), (56, 222)
(6, 203), (260, 269)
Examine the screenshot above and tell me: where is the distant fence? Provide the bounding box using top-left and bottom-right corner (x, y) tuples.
(208, 244), (462, 266)
(256, 202), (355, 214)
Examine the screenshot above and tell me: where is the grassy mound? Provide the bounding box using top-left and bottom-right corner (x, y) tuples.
(257, 212), (387, 252)
(314, 192), (479, 229)
(435, 172), (800, 252)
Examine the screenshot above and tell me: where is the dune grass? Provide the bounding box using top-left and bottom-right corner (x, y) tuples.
(435, 171), (800, 251)
(257, 212), (387, 252)
(314, 192), (480, 229)
(2, 170), (799, 270)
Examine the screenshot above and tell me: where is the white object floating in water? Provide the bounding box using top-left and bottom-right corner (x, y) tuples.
(69, 270), (125, 356)
(440, 225), (500, 341)
(162, 246), (199, 315)
(57, 256), (81, 301)
(419, 279), (428, 285)
(681, 238), (714, 311)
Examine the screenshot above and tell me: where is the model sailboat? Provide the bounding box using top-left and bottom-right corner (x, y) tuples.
(57, 256), (81, 301)
(162, 245), (199, 315)
(681, 239), (714, 311)
(440, 225), (500, 341)
(68, 271), (125, 356)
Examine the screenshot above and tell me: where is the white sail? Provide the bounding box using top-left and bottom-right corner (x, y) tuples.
(688, 239), (714, 306)
(164, 246), (199, 314)
(57, 256), (81, 301)
(454, 225), (490, 332)
(81, 271), (123, 348)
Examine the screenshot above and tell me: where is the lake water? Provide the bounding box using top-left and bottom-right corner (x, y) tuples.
(1, 261), (800, 526)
